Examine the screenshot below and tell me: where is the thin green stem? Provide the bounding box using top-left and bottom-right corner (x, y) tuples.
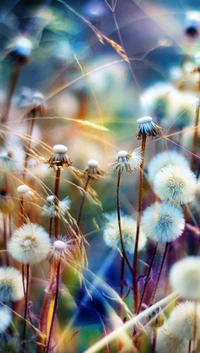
(133, 135), (147, 312)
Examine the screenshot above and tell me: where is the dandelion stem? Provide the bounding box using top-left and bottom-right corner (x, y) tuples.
(3, 215), (9, 266)
(77, 176), (90, 227)
(54, 168), (61, 239)
(49, 217), (53, 238)
(3, 63), (22, 124)
(190, 102), (199, 174)
(133, 135), (147, 312)
(188, 340), (192, 353)
(22, 264), (30, 351)
(23, 109), (36, 181)
(150, 242), (169, 305)
(137, 242), (158, 314)
(45, 261), (61, 353)
(152, 328), (157, 353)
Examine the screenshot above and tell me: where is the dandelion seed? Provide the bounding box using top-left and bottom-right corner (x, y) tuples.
(48, 237), (74, 264)
(168, 301), (200, 340)
(112, 149), (142, 173)
(8, 223), (50, 264)
(136, 116), (162, 140)
(84, 159), (105, 179)
(42, 195), (71, 218)
(103, 213), (146, 254)
(141, 202), (185, 243)
(148, 151), (190, 181)
(0, 305), (12, 333)
(17, 184), (35, 200)
(46, 144), (72, 168)
(156, 323), (188, 353)
(7, 36), (33, 64)
(170, 256), (200, 300)
(0, 267), (24, 302)
(153, 165), (197, 204)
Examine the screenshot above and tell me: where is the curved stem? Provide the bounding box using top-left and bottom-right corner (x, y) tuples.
(137, 242), (158, 314)
(77, 176), (90, 227)
(150, 243), (169, 305)
(132, 135), (147, 312)
(45, 262), (61, 353)
(22, 264), (30, 351)
(54, 168), (61, 239)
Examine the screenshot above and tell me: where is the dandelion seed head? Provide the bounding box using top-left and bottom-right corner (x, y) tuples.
(112, 149), (142, 173)
(103, 213), (146, 254)
(8, 223), (50, 264)
(17, 184), (35, 200)
(136, 116), (162, 140)
(88, 159), (99, 167)
(7, 36), (33, 63)
(85, 159), (105, 178)
(118, 150), (128, 158)
(154, 165), (197, 204)
(53, 144), (68, 154)
(0, 145), (25, 173)
(148, 151), (190, 181)
(42, 195), (71, 218)
(156, 323), (188, 353)
(141, 202), (185, 243)
(47, 144), (72, 168)
(48, 236), (74, 264)
(168, 301), (200, 340)
(170, 256), (200, 299)
(0, 306), (12, 333)
(0, 267), (24, 302)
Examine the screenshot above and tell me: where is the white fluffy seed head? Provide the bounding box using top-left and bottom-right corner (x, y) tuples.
(117, 150), (128, 157)
(42, 196), (71, 218)
(103, 213), (146, 254)
(0, 306), (12, 333)
(154, 165), (197, 204)
(8, 223), (50, 264)
(156, 323), (188, 353)
(0, 267), (24, 302)
(48, 237), (74, 264)
(148, 151), (190, 181)
(168, 301), (200, 340)
(12, 36), (33, 57)
(17, 184), (29, 194)
(113, 149), (142, 173)
(53, 144), (68, 154)
(137, 116), (153, 124)
(87, 159), (99, 167)
(170, 256), (200, 299)
(141, 202), (185, 243)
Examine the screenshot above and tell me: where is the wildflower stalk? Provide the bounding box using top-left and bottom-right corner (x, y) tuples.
(45, 261), (61, 353)
(22, 263), (30, 351)
(137, 242), (158, 314)
(116, 170), (132, 300)
(77, 176), (90, 227)
(150, 242), (169, 305)
(190, 101), (199, 173)
(54, 168), (61, 239)
(152, 329), (157, 353)
(3, 215), (9, 266)
(133, 135), (147, 312)
(23, 109), (36, 181)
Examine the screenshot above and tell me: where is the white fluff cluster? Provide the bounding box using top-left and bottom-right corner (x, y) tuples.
(168, 301), (200, 340)
(112, 149), (142, 173)
(148, 151), (189, 181)
(103, 213), (146, 254)
(0, 306), (12, 333)
(170, 256), (200, 299)
(42, 195), (71, 218)
(154, 165), (197, 204)
(141, 202), (185, 243)
(10, 36), (33, 58)
(8, 223), (50, 264)
(156, 323), (188, 353)
(0, 267), (24, 302)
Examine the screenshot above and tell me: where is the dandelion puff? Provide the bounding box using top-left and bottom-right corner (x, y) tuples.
(103, 213), (146, 254)
(156, 323), (188, 353)
(168, 301), (200, 340)
(111, 149), (142, 173)
(42, 195), (71, 218)
(148, 151), (190, 181)
(0, 305), (12, 333)
(0, 145), (25, 173)
(46, 144), (73, 169)
(169, 256), (200, 300)
(17, 184), (35, 200)
(48, 237), (75, 265)
(141, 202), (185, 243)
(153, 165), (197, 204)
(8, 223), (50, 265)
(84, 159), (105, 179)
(136, 116), (162, 140)
(0, 267), (24, 302)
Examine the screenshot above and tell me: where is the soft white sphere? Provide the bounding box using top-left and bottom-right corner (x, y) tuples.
(88, 159), (99, 167)
(137, 116), (153, 124)
(117, 150), (128, 157)
(53, 144), (68, 154)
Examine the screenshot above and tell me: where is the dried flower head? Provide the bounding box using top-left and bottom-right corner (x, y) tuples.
(48, 237), (75, 264)
(7, 36), (33, 64)
(8, 223), (50, 264)
(168, 301), (200, 340)
(84, 159), (105, 179)
(17, 184), (35, 200)
(112, 149), (142, 173)
(46, 144), (72, 169)
(141, 202), (185, 243)
(0, 189), (14, 214)
(170, 256), (200, 300)
(42, 195), (71, 218)
(0, 267), (24, 302)
(136, 116), (162, 140)
(148, 151), (190, 181)
(0, 305), (12, 333)
(103, 213), (146, 254)
(156, 323), (188, 353)
(153, 165), (197, 204)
